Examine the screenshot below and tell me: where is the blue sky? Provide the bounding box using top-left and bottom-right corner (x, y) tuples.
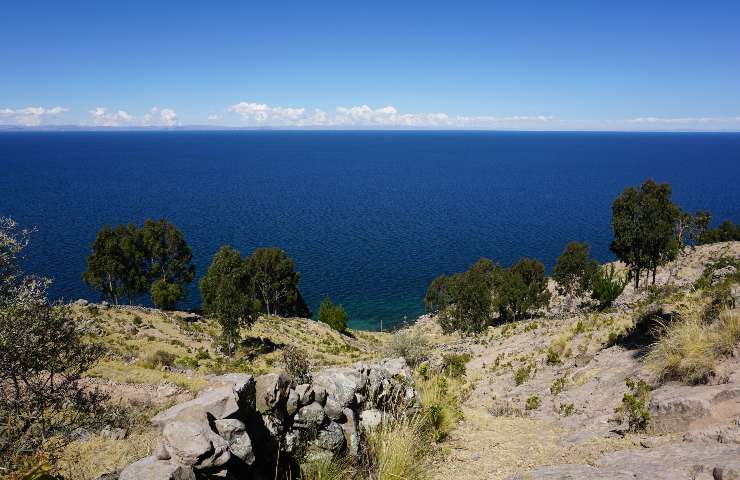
(2, 0), (739, 130)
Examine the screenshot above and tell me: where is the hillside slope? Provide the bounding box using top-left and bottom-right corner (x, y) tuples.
(420, 242), (740, 479)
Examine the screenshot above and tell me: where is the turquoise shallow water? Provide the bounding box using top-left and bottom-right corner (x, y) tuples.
(1, 131), (739, 329)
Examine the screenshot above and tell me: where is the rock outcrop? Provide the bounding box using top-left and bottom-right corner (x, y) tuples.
(509, 443), (740, 480)
(118, 359), (418, 479)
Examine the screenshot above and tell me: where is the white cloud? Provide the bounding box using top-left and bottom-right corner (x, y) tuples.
(85, 106), (179, 127)
(223, 101), (556, 129)
(89, 107), (133, 127)
(628, 116), (739, 125)
(0, 106), (68, 126)
(227, 102), (307, 125)
(142, 107), (178, 127)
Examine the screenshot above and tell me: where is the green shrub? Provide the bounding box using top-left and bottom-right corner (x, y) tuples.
(557, 402), (575, 416)
(384, 329), (429, 368)
(442, 353), (471, 378)
(525, 395), (541, 410)
(416, 362), (430, 381)
(694, 255), (740, 290)
(591, 264), (627, 309)
(140, 350), (176, 369)
(546, 348), (561, 365)
(616, 378), (651, 432)
(514, 364), (533, 385)
(550, 376), (567, 395)
(317, 296), (348, 332)
(194, 347), (210, 361)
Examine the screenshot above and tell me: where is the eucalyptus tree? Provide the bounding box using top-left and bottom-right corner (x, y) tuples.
(83, 223), (148, 304)
(141, 218), (195, 309)
(553, 241), (598, 297)
(199, 246), (258, 356)
(246, 247), (304, 317)
(610, 180), (680, 288)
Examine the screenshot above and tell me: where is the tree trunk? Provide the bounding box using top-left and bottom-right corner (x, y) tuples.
(634, 268), (641, 289)
(652, 267), (657, 285)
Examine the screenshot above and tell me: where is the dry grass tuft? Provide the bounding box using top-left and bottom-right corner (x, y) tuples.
(366, 415), (430, 480)
(57, 429), (159, 480)
(646, 308), (740, 384)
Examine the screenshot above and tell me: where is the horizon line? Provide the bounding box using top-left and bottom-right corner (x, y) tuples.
(3, 125), (740, 134)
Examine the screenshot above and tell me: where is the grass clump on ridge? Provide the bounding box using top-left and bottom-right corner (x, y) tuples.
(646, 304), (740, 385)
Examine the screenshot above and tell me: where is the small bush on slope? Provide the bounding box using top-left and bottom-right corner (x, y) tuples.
(384, 328), (429, 368)
(317, 296), (349, 333)
(591, 264), (627, 309)
(281, 344), (312, 385)
(442, 353), (470, 378)
(615, 378), (651, 432)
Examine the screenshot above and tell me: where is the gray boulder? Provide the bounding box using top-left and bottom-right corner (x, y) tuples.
(324, 398), (345, 421)
(163, 421), (230, 469)
(214, 418), (246, 441)
(295, 384), (315, 406)
(312, 368), (366, 408)
(284, 429), (303, 454)
(263, 408), (288, 437)
(649, 384), (740, 432)
(230, 431), (255, 465)
(286, 389), (300, 415)
(314, 421), (346, 453)
(341, 407), (361, 457)
(359, 409), (384, 432)
(314, 386), (327, 406)
(293, 402), (327, 429)
(119, 456), (195, 480)
(151, 376), (254, 428)
(255, 372), (290, 412)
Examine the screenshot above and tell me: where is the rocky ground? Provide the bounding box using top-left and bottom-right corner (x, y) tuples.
(422, 241), (740, 480)
(58, 305), (388, 478)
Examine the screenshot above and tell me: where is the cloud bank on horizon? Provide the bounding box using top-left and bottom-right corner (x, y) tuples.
(1, 102), (740, 131)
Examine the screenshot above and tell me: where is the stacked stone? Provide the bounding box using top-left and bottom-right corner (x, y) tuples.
(118, 358), (419, 480)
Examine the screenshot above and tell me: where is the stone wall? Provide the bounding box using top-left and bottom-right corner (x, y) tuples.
(118, 358), (418, 480)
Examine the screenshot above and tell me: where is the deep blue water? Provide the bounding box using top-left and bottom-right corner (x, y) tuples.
(1, 131), (739, 329)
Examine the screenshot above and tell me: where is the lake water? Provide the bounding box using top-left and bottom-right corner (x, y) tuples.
(1, 131), (738, 329)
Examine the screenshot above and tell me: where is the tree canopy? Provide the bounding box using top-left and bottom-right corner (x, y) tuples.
(141, 219), (195, 309)
(84, 219), (194, 309)
(497, 257), (551, 321)
(610, 179), (680, 288)
(199, 246), (258, 355)
(246, 247), (308, 317)
(552, 241), (598, 296)
(698, 219), (740, 245)
(83, 223), (148, 305)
